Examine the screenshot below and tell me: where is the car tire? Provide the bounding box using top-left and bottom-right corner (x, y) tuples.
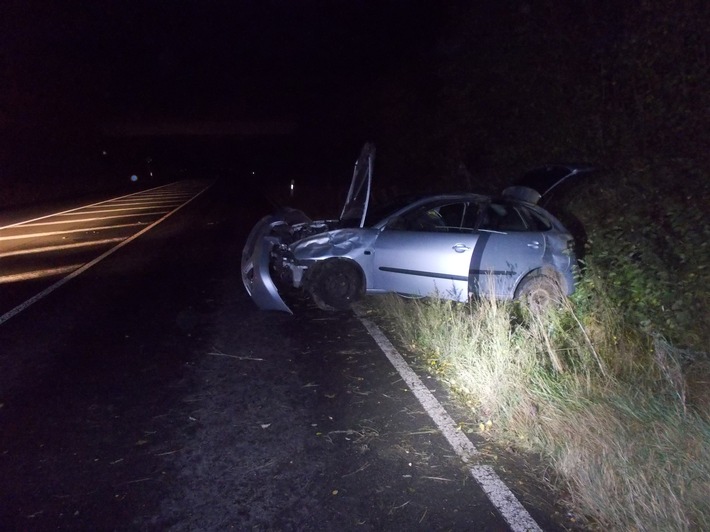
(515, 274), (563, 313)
(308, 260), (363, 311)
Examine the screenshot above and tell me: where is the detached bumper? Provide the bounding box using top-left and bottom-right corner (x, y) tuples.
(241, 215), (292, 314)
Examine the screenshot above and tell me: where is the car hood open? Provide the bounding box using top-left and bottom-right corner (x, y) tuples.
(242, 143), (375, 314)
(339, 143), (375, 227)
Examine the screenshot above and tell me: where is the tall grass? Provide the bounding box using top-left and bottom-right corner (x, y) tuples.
(373, 275), (710, 530)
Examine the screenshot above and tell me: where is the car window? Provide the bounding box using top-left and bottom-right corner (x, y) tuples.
(461, 202), (481, 230)
(389, 201), (477, 233)
(480, 202), (528, 232)
(439, 203), (465, 227)
(518, 205), (552, 231)
(441, 202), (481, 233)
(396, 205), (446, 232)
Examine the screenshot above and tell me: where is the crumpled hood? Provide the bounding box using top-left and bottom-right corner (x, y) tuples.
(292, 228), (368, 260)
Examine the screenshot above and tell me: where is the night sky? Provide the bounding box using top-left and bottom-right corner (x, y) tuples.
(2, 0), (448, 183)
(4, 1), (706, 195)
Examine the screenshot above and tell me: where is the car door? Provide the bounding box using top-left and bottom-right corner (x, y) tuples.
(371, 201), (479, 302)
(471, 201), (545, 298)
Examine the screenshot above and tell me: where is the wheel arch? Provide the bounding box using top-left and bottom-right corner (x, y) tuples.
(513, 265), (567, 299)
(304, 257), (366, 293)
(303, 257), (367, 311)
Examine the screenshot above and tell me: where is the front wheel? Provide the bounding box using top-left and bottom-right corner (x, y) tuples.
(514, 275), (563, 313)
(308, 260), (363, 311)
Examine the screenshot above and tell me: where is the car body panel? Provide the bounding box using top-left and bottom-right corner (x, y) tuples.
(512, 164), (598, 206)
(472, 229), (545, 297)
(340, 143), (375, 227)
(371, 229), (476, 301)
(241, 214), (294, 313)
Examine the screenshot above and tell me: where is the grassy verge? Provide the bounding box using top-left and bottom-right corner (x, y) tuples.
(369, 273), (710, 530)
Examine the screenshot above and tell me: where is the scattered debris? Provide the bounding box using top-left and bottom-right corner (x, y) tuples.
(208, 348), (264, 361)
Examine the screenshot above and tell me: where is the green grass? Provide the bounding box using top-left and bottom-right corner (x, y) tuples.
(370, 275), (710, 530)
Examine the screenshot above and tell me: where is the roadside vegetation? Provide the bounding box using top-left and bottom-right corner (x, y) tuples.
(370, 272), (709, 529)
(357, 2), (709, 529)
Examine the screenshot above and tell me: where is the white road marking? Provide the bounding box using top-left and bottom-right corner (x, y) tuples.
(471, 465), (543, 532)
(0, 237), (125, 258)
(117, 199), (185, 205)
(0, 265), (82, 284)
(0, 181), (180, 230)
(13, 211), (172, 227)
(0, 222), (147, 241)
(355, 311), (542, 532)
(356, 315), (479, 461)
(0, 181), (213, 326)
(56, 204), (182, 215)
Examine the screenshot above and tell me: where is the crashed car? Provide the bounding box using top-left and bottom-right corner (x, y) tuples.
(242, 144), (584, 314)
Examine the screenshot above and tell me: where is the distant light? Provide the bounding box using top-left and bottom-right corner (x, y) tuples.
(102, 150), (108, 156)
(150, 172), (153, 177)
(251, 171), (255, 175)
(290, 179), (295, 197)
(131, 175), (138, 182)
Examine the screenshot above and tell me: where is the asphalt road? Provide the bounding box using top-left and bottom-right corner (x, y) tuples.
(0, 178), (576, 530)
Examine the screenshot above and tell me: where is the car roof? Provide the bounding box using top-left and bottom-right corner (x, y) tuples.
(369, 192), (552, 228)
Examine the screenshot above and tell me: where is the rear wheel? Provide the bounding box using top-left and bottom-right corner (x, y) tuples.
(308, 260), (363, 311)
(515, 274), (563, 313)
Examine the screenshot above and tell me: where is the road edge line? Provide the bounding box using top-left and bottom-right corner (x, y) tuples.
(355, 311), (542, 532)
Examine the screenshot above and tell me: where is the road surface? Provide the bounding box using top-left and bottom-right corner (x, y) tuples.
(0, 178), (577, 530)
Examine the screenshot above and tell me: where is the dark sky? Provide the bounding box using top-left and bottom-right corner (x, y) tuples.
(2, 0), (452, 181)
(3, 1), (443, 135)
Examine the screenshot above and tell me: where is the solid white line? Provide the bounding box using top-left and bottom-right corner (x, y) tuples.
(0, 181), (214, 326)
(355, 311), (542, 532)
(356, 316), (479, 461)
(470, 465), (543, 532)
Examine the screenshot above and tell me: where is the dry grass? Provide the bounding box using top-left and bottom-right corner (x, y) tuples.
(372, 280), (710, 530)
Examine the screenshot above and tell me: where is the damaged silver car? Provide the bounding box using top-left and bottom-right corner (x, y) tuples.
(242, 144), (582, 314)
